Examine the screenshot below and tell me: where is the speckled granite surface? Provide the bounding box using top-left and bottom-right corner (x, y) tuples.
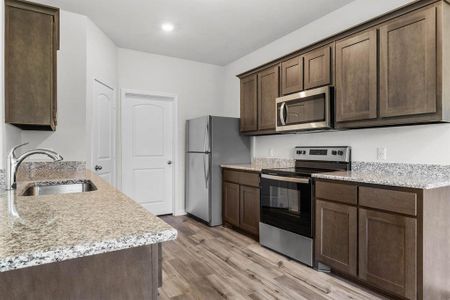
(0, 162), (177, 272)
(313, 161), (450, 189)
(221, 157), (295, 172)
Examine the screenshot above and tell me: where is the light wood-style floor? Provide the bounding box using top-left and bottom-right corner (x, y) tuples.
(159, 215), (386, 300)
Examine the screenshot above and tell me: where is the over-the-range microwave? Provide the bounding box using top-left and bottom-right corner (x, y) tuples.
(276, 86), (333, 132)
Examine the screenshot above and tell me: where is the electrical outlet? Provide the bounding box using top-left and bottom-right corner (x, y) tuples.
(377, 147), (387, 161)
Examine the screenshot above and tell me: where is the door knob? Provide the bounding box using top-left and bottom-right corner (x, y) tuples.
(167, 160), (172, 165)
(95, 165), (103, 171)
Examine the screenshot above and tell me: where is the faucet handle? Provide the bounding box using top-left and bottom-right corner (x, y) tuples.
(8, 142), (29, 159)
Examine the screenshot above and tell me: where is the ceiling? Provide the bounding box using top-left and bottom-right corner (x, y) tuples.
(32, 0), (354, 66)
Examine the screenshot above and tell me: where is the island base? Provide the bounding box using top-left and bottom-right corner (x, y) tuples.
(0, 244), (162, 300)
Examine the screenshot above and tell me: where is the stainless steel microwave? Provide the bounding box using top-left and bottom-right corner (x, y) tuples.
(276, 86), (333, 132)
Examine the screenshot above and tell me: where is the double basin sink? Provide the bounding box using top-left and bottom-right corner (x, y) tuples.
(21, 180), (97, 196)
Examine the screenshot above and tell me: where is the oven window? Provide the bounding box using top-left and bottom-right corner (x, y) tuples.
(269, 186), (300, 214)
(261, 178), (312, 237)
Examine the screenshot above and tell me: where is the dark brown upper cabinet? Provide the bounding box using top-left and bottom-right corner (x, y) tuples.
(380, 6), (437, 118)
(281, 56), (303, 95)
(240, 74), (258, 132)
(238, 1), (450, 135)
(5, 0), (60, 131)
(257, 65), (279, 131)
(336, 30), (378, 123)
(303, 45), (332, 90)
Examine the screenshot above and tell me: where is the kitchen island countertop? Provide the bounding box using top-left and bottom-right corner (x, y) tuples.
(0, 162), (177, 273)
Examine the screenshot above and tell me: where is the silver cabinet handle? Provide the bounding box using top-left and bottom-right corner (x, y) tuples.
(280, 102), (287, 126)
(94, 165), (103, 171)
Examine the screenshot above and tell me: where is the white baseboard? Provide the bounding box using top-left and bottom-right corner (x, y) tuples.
(173, 210), (187, 216)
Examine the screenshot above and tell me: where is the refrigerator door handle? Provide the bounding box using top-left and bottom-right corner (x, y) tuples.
(203, 120), (209, 153)
(203, 154), (210, 188)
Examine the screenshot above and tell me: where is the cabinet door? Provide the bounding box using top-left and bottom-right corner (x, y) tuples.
(223, 182), (240, 227)
(315, 200), (357, 276)
(240, 75), (258, 132)
(239, 186), (260, 236)
(379, 6), (437, 118)
(336, 30), (377, 122)
(5, 0), (59, 131)
(303, 46), (331, 90)
(258, 65), (279, 131)
(359, 208), (417, 299)
(281, 56), (303, 95)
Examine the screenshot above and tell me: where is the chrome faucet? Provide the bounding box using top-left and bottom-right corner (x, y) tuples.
(6, 143), (63, 190)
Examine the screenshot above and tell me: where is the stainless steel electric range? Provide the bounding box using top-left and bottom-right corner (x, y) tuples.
(260, 146), (351, 266)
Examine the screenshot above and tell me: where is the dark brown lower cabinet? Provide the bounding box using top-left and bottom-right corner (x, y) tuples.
(0, 245), (161, 300)
(222, 168), (260, 238)
(239, 186), (260, 236)
(359, 208), (417, 299)
(313, 180), (449, 299)
(223, 182), (240, 227)
(315, 200), (357, 277)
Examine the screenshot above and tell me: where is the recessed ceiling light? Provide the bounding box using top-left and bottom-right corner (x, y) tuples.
(161, 22), (174, 32)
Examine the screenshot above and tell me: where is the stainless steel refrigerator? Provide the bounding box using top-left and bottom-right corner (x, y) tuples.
(186, 116), (250, 226)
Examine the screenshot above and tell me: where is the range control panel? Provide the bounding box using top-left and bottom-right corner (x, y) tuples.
(294, 146), (351, 162)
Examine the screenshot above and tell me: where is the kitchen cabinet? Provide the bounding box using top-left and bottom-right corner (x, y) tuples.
(335, 30), (377, 123)
(315, 200), (357, 277)
(222, 168), (260, 237)
(281, 56), (303, 95)
(379, 6), (437, 118)
(238, 1), (450, 135)
(314, 179), (450, 299)
(5, 0), (59, 131)
(240, 74), (258, 132)
(303, 45), (332, 90)
(359, 208), (417, 299)
(239, 186), (260, 236)
(257, 65), (280, 131)
(223, 182), (240, 227)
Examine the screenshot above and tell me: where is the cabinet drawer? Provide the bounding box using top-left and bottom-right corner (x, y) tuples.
(315, 181), (357, 205)
(359, 187), (417, 216)
(223, 169), (241, 183)
(223, 169), (260, 188)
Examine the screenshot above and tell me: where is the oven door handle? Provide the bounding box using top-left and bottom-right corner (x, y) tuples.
(261, 174), (310, 184)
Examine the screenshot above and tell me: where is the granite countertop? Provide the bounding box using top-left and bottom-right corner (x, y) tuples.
(221, 158), (295, 172)
(221, 164), (263, 172)
(312, 162), (450, 189)
(0, 162), (177, 273)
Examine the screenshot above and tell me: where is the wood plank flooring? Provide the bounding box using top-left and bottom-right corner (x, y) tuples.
(159, 215), (386, 300)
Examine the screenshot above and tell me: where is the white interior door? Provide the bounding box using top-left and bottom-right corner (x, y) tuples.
(92, 80), (116, 186)
(122, 92), (174, 215)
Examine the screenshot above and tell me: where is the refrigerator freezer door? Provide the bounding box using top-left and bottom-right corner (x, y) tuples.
(187, 116), (210, 153)
(186, 152), (210, 223)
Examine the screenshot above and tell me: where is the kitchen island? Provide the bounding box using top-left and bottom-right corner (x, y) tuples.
(0, 162), (177, 299)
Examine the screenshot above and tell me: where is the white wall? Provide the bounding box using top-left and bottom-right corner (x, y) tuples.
(221, 0), (450, 164)
(20, 11), (88, 161)
(85, 18), (118, 168)
(118, 48), (225, 214)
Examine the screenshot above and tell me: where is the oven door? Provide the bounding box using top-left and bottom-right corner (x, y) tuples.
(260, 174), (312, 238)
(276, 86), (332, 132)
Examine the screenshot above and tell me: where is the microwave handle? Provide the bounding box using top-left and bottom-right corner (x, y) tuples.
(280, 102), (287, 125)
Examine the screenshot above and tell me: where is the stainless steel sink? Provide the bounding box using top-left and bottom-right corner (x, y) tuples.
(21, 180), (97, 196)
